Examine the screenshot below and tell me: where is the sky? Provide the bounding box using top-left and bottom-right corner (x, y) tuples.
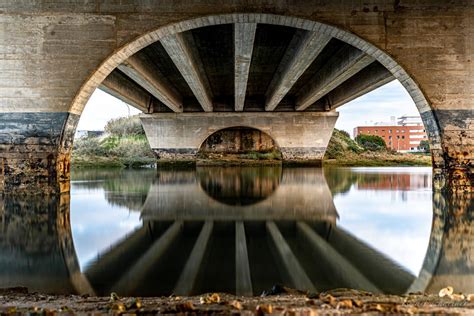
(77, 80), (419, 138)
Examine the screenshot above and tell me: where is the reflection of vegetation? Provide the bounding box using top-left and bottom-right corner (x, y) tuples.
(71, 169), (156, 211)
(72, 115), (155, 168)
(324, 129), (431, 166)
(197, 166), (282, 206)
(324, 168), (359, 195)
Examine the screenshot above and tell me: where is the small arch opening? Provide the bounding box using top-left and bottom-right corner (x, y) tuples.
(197, 126), (282, 162)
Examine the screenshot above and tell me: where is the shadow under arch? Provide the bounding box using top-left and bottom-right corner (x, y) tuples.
(197, 125), (281, 156)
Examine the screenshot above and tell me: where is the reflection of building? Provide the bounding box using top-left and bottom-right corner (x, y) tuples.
(356, 173), (432, 191)
(354, 116), (428, 152)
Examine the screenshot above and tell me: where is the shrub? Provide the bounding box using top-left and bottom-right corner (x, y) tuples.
(105, 115), (145, 137)
(418, 140), (430, 152)
(355, 134), (387, 151)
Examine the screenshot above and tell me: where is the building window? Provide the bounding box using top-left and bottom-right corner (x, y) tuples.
(375, 130), (378, 133)
(402, 136), (405, 139)
(402, 130), (405, 133)
(388, 141), (392, 145)
(388, 136), (392, 139)
(396, 135), (400, 139)
(389, 129), (392, 133)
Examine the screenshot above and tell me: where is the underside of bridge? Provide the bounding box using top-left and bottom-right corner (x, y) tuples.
(0, 2), (472, 195)
(100, 23), (392, 162)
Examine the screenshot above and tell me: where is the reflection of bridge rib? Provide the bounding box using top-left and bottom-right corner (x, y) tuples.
(85, 220), (415, 296)
(325, 225), (415, 294)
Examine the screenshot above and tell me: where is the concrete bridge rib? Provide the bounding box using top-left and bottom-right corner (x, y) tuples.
(234, 23), (257, 112)
(296, 222), (381, 293)
(117, 53), (183, 112)
(99, 70), (153, 113)
(235, 221), (253, 296)
(296, 46), (374, 111)
(265, 30), (332, 111)
(323, 62), (394, 110)
(111, 221), (182, 296)
(160, 33), (213, 112)
(266, 221), (317, 292)
(173, 221), (214, 296)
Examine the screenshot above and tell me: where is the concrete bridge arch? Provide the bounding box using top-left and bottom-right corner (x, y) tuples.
(0, 3), (472, 195)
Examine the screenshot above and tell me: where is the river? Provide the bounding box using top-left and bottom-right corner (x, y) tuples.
(4, 165), (471, 296)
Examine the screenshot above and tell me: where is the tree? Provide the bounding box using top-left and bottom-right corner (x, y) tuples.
(418, 140), (430, 153)
(355, 134), (387, 151)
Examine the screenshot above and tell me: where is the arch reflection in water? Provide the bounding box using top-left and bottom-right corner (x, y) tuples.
(0, 167), (472, 297)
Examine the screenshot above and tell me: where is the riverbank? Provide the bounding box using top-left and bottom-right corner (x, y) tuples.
(323, 152), (431, 167)
(0, 288), (472, 315)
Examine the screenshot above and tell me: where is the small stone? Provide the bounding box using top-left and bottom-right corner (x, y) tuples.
(337, 299), (353, 309)
(439, 286), (454, 298)
(256, 304), (273, 315)
(110, 292), (120, 302)
(228, 300), (242, 310)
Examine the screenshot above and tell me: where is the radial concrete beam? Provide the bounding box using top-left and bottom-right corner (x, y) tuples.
(235, 221), (253, 296)
(111, 221), (182, 295)
(99, 70), (152, 113)
(118, 53), (183, 112)
(296, 47), (374, 111)
(265, 30), (332, 111)
(174, 221), (213, 295)
(160, 32), (213, 112)
(324, 62), (394, 110)
(266, 221), (317, 292)
(234, 23), (257, 112)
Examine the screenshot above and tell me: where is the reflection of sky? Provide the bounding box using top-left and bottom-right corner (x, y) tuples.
(334, 167), (433, 275)
(70, 184), (142, 271)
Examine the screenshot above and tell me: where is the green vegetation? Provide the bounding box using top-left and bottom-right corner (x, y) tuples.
(418, 140), (430, 153)
(324, 129), (431, 167)
(355, 134), (387, 151)
(72, 115), (156, 168)
(239, 149), (282, 161)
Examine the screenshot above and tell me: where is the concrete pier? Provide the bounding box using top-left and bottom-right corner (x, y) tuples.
(140, 112), (338, 163)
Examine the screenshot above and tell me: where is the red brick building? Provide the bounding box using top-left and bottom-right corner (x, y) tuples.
(354, 116), (428, 152)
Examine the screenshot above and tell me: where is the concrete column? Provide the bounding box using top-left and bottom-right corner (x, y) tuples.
(265, 30), (331, 111)
(0, 112), (78, 195)
(433, 111), (473, 193)
(140, 112), (338, 164)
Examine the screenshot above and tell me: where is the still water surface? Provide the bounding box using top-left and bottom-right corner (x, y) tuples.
(64, 166), (433, 296)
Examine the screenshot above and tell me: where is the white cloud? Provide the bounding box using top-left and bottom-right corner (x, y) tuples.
(77, 89), (141, 131)
(335, 80), (420, 137)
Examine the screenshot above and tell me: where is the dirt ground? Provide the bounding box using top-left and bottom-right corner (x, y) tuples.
(1, 287), (473, 315)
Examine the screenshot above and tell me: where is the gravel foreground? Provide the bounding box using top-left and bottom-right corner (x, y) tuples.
(1, 288), (474, 315)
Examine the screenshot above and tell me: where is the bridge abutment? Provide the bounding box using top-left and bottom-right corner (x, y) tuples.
(0, 113), (78, 195)
(140, 112), (339, 165)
